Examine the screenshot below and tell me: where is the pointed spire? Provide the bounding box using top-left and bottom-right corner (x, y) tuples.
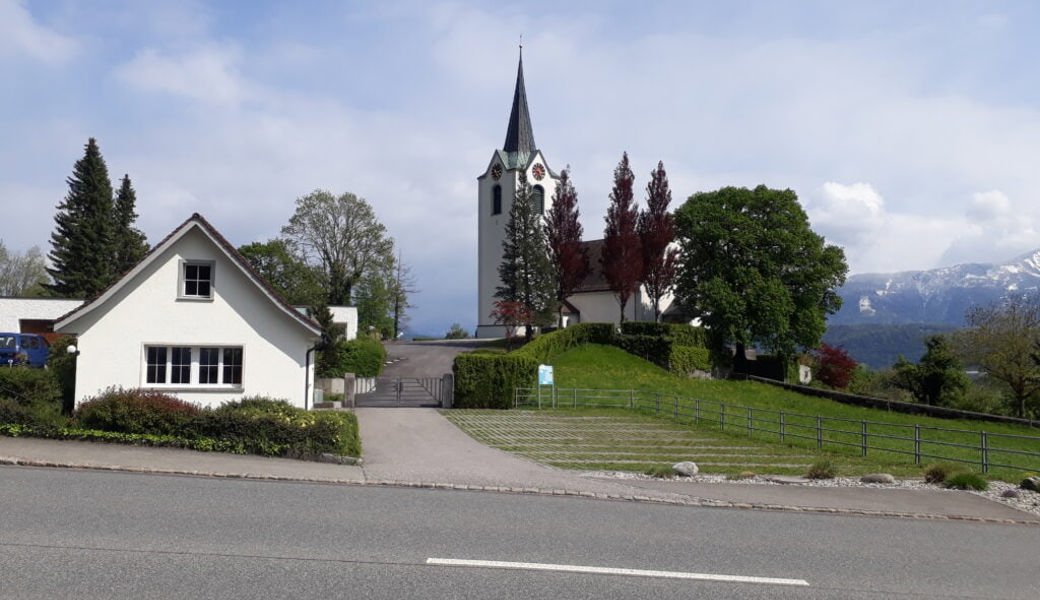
(502, 45), (536, 161)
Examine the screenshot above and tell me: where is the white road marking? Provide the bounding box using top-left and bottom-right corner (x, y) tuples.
(426, 558), (809, 587)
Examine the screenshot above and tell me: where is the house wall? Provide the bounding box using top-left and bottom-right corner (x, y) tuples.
(0, 298), (84, 331)
(567, 287), (676, 326)
(58, 228), (318, 408)
(330, 305), (358, 341)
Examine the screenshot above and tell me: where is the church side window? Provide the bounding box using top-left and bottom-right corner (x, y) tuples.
(533, 185), (545, 214)
(492, 185), (502, 215)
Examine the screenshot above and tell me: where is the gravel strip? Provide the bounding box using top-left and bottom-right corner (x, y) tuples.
(581, 470), (1040, 518)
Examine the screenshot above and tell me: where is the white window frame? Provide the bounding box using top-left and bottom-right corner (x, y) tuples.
(142, 345), (244, 390)
(179, 260), (215, 300)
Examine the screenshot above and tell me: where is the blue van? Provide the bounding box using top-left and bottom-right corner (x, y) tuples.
(0, 333), (49, 368)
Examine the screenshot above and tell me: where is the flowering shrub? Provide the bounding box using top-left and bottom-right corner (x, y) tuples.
(75, 387), (202, 435)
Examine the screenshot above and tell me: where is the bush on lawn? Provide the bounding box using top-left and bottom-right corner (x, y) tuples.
(944, 472), (988, 491)
(323, 337), (386, 378)
(0, 367), (62, 407)
(923, 462), (964, 484)
(75, 387), (202, 435)
(806, 459), (836, 479)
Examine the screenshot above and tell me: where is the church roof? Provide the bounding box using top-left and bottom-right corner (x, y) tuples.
(502, 49), (537, 166)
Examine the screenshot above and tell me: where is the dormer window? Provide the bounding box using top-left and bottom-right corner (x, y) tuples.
(181, 260), (214, 299)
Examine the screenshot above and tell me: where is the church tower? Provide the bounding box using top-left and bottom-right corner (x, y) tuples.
(476, 48), (560, 338)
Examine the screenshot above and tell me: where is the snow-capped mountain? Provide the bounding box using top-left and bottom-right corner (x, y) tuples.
(830, 249), (1040, 326)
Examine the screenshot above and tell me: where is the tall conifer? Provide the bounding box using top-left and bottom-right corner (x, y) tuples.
(114, 174), (149, 275)
(544, 167), (589, 326)
(47, 138), (116, 298)
(638, 161), (679, 322)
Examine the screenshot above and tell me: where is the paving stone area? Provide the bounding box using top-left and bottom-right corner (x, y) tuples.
(444, 410), (818, 474)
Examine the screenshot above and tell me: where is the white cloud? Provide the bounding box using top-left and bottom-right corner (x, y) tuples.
(808, 182), (887, 245)
(0, 0), (78, 64)
(115, 45), (249, 106)
(940, 190), (1038, 265)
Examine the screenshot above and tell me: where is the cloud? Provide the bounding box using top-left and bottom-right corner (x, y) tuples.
(115, 45), (249, 106)
(807, 182), (887, 246)
(940, 190), (1038, 265)
(0, 0), (78, 64)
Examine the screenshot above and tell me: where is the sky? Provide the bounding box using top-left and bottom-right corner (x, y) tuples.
(2, 0), (1039, 336)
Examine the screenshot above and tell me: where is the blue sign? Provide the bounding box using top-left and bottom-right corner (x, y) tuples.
(538, 364), (554, 386)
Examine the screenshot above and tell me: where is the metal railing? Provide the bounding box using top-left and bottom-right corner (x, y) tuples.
(514, 387), (1040, 474)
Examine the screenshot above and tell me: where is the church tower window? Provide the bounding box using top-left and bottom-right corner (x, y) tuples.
(492, 185), (502, 215)
(533, 185), (545, 214)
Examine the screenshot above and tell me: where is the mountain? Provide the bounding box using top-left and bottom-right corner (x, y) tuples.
(822, 323), (957, 370)
(830, 249), (1040, 327)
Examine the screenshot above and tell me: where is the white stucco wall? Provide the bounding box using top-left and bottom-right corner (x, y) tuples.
(477, 150), (559, 338)
(567, 287), (676, 326)
(0, 298), (84, 331)
(56, 227), (319, 408)
(329, 306), (358, 341)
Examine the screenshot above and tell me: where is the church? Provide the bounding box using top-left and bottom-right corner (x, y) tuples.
(475, 50), (677, 338)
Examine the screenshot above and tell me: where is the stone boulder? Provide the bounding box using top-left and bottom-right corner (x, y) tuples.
(1020, 476), (1040, 492)
(672, 461), (699, 477)
(860, 473), (896, 484)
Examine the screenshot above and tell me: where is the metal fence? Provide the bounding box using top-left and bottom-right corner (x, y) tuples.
(514, 387), (1040, 474)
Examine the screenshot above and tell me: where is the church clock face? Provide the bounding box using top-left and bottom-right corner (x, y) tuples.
(531, 163), (546, 181)
(491, 163), (503, 180)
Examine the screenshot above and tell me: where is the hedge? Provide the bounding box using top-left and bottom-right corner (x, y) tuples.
(669, 346), (712, 374)
(321, 337), (386, 378)
(453, 353), (538, 409)
(0, 367), (61, 406)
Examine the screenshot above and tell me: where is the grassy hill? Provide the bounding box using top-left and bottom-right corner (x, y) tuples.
(539, 344), (1039, 480)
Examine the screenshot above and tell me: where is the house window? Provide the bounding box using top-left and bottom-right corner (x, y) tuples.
(492, 185), (502, 215)
(144, 345), (244, 387)
(533, 185), (545, 213)
(181, 261), (213, 298)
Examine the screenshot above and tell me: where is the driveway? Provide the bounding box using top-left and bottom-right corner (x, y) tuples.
(381, 339), (485, 378)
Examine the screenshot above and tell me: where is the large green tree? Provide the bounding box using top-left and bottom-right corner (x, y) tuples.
(892, 335), (969, 406)
(496, 172), (556, 340)
(238, 238), (323, 306)
(280, 190), (395, 306)
(47, 138), (117, 298)
(674, 185), (847, 360)
(955, 295), (1040, 418)
(113, 174), (149, 275)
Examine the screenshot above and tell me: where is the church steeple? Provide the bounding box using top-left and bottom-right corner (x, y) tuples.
(502, 47), (536, 161)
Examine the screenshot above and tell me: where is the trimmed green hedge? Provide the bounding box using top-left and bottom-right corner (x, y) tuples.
(321, 337), (386, 378)
(670, 346), (712, 374)
(453, 353), (538, 409)
(516, 322), (616, 363)
(0, 367), (61, 406)
(615, 334), (673, 368)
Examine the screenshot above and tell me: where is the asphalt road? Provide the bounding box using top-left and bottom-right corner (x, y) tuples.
(381, 339), (483, 378)
(0, 466), (1035, 599)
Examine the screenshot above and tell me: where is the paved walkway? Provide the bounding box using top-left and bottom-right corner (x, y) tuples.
(1, 409), (1036, 525)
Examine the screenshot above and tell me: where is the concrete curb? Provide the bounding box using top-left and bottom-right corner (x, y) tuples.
(3, 456), (1037, 527)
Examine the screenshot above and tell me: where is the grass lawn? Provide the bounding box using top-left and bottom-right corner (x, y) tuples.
(513, 344), (1040, 481)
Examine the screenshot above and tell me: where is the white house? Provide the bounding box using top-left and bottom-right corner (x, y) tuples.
(0, 297), (84, 337)
(476, 50), (677, 336)
(55, 213), (323, 409)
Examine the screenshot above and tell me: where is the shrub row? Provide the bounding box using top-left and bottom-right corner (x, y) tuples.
(0, 388), (361, 459)
(0, 367), (61, 407)
(453, 353), (538, 409)
(669, 346), (712, 374)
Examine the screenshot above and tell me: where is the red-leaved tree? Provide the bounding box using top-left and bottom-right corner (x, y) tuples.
(490, 299), (532, 350)
(601, 152), (642, 322)
(814, 343), (858, 389)
(637, 161), (679, 322)
(544, 167), (589, 326)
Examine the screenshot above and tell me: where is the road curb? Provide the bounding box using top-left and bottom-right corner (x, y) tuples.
(2, 456), (1037, 526)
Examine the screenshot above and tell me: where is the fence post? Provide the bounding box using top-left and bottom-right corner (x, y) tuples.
(816, 416), (823, 450)
(861, 420), (868, 457)
(537, 385), (542, 409)
(656, 393), (661, 415)
(694, 398), (700, 423)
(573, 388), (577, 409)
(981, 431), (989, 474)
(779, 410), (785, 443)
(720, 403), (726, 431)
(629, 389), (634, 410)
(747, 407), (753, 437)
(674, 396), (679, 419)
(396, 379), (402, 407)
(914, 425), (921, 465)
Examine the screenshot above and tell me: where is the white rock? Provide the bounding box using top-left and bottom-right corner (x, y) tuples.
(860, 473), (896, 484)
(673, 461), (699, 476)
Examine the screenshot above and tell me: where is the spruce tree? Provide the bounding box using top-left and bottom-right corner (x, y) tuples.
(601, 152), (642, 322)
(47, 138), (117, 298)
(114, 174), (149, 275)
(496, 172), (556, 340)
(637, 161), (679, 322)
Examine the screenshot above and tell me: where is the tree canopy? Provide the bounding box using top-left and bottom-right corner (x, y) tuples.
(601, 152), (642, 322)
(281, 190), (395, 307)
(238, 238), (323, 306)
(0, 241), (48, 296)
(637, 161), (678, 322)
(892, 335), (969, 406)
(673, 185), (847, 358)
(544, 167), (589, 324)
(47, 138), (148, 298)
(955, 294), (1040, 418)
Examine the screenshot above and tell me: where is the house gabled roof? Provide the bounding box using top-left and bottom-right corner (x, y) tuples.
(55, 213), (322, 336)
